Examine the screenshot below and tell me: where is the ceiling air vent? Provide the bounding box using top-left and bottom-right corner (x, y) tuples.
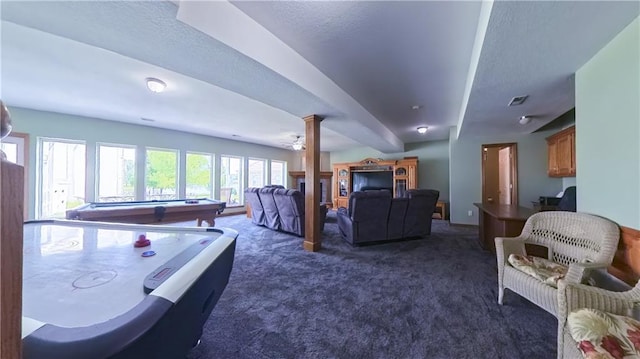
(508, 95), (528, 106)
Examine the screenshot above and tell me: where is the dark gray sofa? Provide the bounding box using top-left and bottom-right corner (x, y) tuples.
(245, 187), (327, 237)
(336, 189), (439, 245)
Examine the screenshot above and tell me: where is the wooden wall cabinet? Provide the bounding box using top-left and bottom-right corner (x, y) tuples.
(546, 126), (575, 177)
(332, 157), (418, 209)
(333, 165), (350, 209)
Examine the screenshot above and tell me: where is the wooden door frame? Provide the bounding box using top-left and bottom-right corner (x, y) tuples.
(481, 142), (518, 206)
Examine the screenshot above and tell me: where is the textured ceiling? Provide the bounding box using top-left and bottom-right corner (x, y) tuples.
(231, 1), (482, 144)
(0, 1), (359, 151)
(1, 1), (638, 152)
(459, 0), (640, 137)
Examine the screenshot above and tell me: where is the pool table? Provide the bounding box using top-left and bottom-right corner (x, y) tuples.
(66, 198), (226, 227)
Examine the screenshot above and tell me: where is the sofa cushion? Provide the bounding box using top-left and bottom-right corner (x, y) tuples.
(403, 189), (439, 237)
(273, 188), (304, 236)
(258, 187), (281, 230)
(508, 254), (568, 288)
(568, 308), (640, 359)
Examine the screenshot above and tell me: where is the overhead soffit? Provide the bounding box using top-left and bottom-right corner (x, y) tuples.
(458, 0), (640, 138)
(231, 1), (482, 144)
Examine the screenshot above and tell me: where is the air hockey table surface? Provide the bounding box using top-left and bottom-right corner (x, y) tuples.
(22, 220), (238, 359)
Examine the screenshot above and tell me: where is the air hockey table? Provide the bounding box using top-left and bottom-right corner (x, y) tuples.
(21, 220), (238, 359)
(66, 198), (226, 227)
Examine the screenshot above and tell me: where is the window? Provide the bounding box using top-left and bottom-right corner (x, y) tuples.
(38, 138), (86, 218)
(97, 144), (136, 202)
(220, 155), (243, 206)
(247, 158), (266, 188)
(145, 148), (178, 200)
(1, 142), (17, 163)
(270, 160), (286, 186)
(1, 132), (28, 165)
(186, 152), (213, 198)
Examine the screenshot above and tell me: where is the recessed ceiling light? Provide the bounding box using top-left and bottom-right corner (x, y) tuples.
(146, 77), (167, 93)
(417, 126), (428, 134)
(508, 95), (528, 106)
(411, 105), (422, 110)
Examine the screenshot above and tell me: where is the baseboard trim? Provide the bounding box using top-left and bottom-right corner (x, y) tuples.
(449, 223), (478, 228)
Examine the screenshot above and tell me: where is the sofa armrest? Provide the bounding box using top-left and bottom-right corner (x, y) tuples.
(336, 207), (354, 244)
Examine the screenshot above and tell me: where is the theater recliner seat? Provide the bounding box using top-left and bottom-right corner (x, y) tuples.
(245, 187), (266, 226)
(336, 189), (440, 245)
(258, 187), (282, 230)
(273, 188), (305, 236)
(336, 190), (391, 244)
(403, 189), (440, 237)
(245, 187), (327, 237)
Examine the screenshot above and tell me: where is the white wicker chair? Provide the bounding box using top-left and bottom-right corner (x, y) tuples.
(495, 211), (620, 317)
(557, 278), (640, 359)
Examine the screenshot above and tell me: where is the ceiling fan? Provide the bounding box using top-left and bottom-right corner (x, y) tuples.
(291, 135), (305, 151)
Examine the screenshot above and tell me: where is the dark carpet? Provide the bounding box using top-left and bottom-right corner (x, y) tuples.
(186, 211), (556, 359)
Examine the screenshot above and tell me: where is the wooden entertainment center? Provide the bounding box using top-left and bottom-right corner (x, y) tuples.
(332, 157), (418, 209)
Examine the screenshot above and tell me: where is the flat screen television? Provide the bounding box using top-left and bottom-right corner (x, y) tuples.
(351, 171), (393, 192)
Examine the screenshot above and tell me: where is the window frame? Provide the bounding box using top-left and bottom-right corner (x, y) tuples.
(270, 160), (287, 186)
(144, 146), (180, 201)
(36, 137), (87, 219)
(96, 142), (137, 203)
(247, 157), (267, 188)
(185, 151), (215, 199)
(219, 154), (244, 207)
(2, 132), (30, 217)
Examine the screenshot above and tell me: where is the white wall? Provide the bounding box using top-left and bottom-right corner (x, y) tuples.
(449, 128), (563, 225)
(9, 107), (296, 219)
(575, 16), (640, 228)
(290, 151), (332, 172)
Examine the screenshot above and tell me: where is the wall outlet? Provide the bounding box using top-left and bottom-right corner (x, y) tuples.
(468, 210), (473, 216)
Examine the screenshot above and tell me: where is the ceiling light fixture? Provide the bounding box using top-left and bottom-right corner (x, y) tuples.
(146, 77), (167, 93)
(519, 115), (533, 125)
(411, 105), (422, 110)
(417, 126), (428, 134)
(292, 136), (304, 151)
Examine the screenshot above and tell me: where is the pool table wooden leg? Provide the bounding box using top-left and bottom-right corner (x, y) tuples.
(196, 217), (215, 227)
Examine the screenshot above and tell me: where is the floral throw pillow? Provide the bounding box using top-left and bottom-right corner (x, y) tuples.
(507, 254), (568, 288)
(568, 308), (640, 359)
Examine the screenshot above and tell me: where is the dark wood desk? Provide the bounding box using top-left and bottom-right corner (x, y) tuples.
(474, 203), (537, 253)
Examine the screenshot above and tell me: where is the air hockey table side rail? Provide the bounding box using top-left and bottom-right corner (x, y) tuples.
(22, 220), (238, 359)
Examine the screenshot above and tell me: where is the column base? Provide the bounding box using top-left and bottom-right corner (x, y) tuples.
(303, 240), (322, 252)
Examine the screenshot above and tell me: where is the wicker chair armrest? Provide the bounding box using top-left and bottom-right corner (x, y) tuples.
(558, 279), (640, 319)
(557, 280), (640, 359)
(495, 236), (526, 265)
(564, 262), (611, 284)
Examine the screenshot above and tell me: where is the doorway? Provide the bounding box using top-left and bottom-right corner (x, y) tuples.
(482, 143), (518, 205)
